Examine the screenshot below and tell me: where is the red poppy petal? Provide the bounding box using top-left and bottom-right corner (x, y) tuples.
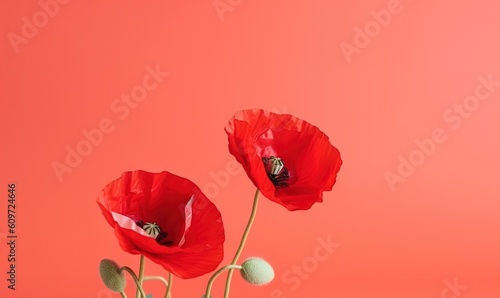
(97, 170), (225, 278)
(226, 109), (342, 210)
(111, 223), (224, 278)
(144, 244), (224, 279)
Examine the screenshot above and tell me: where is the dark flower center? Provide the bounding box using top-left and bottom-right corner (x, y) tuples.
(262, 156), (289, 187)
(136, 220), (174, 247)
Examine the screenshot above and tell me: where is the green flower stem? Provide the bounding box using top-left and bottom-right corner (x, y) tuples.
(120, 292), (127, 298)
(136, 255), (146, 298)
(118, 266), (147, 298)
(223, 189), (260, 298)
(143, 275), (171, 298)
(205, 265), (243, 298)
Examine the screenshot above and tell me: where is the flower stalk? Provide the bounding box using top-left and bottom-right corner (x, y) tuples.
(143, 274), (172, 298)
(118, 266), (147, 298)
(166, 272), (172, 298)
(135, 255), (146, 298)
(205, 265), (243, 298)
(223, 189), (260, 298)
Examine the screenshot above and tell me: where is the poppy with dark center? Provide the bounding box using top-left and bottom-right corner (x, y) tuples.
(97, 170), (225, 279)
(225, 109), (342, 211)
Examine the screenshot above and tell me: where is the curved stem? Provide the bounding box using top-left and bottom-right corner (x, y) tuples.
(143, 275), (169, 288)
(223, 189), (260, 298)
(205, 265), (242, 298)
(135, 256), (146, 298)
(118, 266), (147, 298)
(143, 276), (170, 298)
(166, 272), (173, 298)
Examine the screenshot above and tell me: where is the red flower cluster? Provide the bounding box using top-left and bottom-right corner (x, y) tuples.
(225, 109), (342, 211)
(97, 109), (342, 285)
(97, 170), (224, 279)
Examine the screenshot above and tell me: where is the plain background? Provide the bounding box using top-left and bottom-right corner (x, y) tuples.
(1, 1), (499, 297)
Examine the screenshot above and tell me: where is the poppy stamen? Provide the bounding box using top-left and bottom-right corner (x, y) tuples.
(156, 231), (174, 247)
(262, 156), (290, 187)
(136, 220), (174, 247)
(143, 222), (161, 237)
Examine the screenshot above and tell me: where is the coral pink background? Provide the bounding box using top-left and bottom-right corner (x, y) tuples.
(1, 1), (499, 297)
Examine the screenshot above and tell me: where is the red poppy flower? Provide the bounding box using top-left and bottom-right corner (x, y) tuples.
(97, 170), (225, 279)
(225, 109), (342, 211)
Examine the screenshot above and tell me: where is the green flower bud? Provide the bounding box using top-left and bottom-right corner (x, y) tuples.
(240, 257), (275, 286)
(99, 259), (126, 292)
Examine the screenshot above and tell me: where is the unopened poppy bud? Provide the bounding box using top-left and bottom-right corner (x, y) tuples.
(240, 257), (275, 286)
(99, 259), (126, 292)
